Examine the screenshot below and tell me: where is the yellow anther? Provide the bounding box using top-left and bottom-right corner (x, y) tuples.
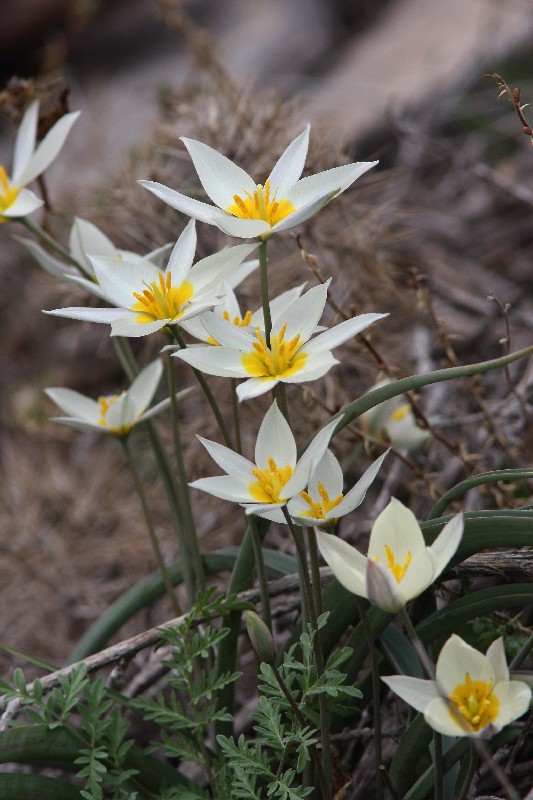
(391, 403), (410, 422)
(97, 392), (131, 435)
(300, 482), (343, 519)
(0, 165), (19, 220)
(250, 457), (294, 504)
(242, 327), (307, 381)
(448, 674), (498, 732)
(227, 180), (296, 226)
(131, 270), (194, 324)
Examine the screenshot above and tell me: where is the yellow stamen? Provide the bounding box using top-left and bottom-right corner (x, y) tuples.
(249, 456), (294, 504)
(448, 673), (499, 732)
(300, 482), (343, 519)
(131, 270), (194, 324)
(391, 403), (410, 422)
(241, 324), (308, 381)
(0, 165), (20, 221)
(383, 545), (412, 583)
(227, 178), (296, 226)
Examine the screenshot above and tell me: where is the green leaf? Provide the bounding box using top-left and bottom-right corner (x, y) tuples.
(379, 624), (423, 678)
(427, 469), (533, 520)
(0, 773), (82, 799)
(385, 714), (432, 800)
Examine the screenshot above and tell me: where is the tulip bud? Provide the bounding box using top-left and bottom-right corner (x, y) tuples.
(245, 611), (276, 664)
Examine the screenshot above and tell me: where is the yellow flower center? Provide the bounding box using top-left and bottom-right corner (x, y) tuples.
(448, 673), (499, 732)
(241, 323), (308, 380)
(207, 309), (254, 345)
(0, 165), (19, 221)
(226, 179), (296, 226)
(300, 482), (343, 520)
(98, 393), (131, 435)
(390, 403), (410, 422)
(131, 270), (194, 324)
(373, 545), (412, 583)
(250, 456), (294, 504)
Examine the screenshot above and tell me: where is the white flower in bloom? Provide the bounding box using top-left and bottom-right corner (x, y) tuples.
(180, 282), (305, 344)
(382, 634), (531, 739)
(175, 281), (387, 401)
(45, 220), (258, 337)
(317, 498), (463, 613)
(139, 125), (377, 240)
(0, 101), (80, 222)
(360, 379), (429, 451)
(45, 360), (187, 438)
(190, 401), (339, 519)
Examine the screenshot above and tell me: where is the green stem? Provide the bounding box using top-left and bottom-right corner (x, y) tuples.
(510, 628), (533, 670)
(112, 337), (192, 602)
(20, 216), (93, 280)
(275, 382), (290, 423)
(121, 438), (181, 617)
(399, 608), (435, 679)
(308, 528), (323, 618)
(433, 732), (444, 800)
(231, 379), (242, 454)
(456, 742), (478, 800)
(250, 515), (272, 630)
(165, 351), (205, 595)
(354, 597), (383, 800)
(282, 508), (332, 800)
(172, 328), (234, 448)
(259, 241), (272, 346)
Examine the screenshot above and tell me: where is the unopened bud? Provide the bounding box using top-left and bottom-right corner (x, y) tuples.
(245, 611), (276, 664)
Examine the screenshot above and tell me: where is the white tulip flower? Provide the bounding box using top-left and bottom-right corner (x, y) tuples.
(382, 634), (532, 738)
(45, 220), (258, 337)
(0, 101), (79, 222)
(360, 378), (429, 451)
(175, 281), (386, 401)
(139, 125), (377, 240)
(317, 498), (463, 613)
(190, 401), (339, 519)
(45, 360), (187, 438)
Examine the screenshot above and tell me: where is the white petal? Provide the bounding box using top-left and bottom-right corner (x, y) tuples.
(2, 188), (42, 218)
(285, 161), (378, 208)
(284, 417), (338, 497)
(492, 680), (532, 728)
(267, 190), (339, 235)
(486, 638), (509, 684)
(424, 697), (472, 737)
(70, 218), (115, 271)
(44, 306), (125, 323)
(175, 345), (246, 378)
(16, 111), (80, 186)
(49, 417), (107, 435)
(316, 531), (367, 598)
(11, 101), (38, 184)
(146, 241), (173, 266)
(110, 314), (168, 338)
(367, 498), (426, 564)
(277, 282), (329, 344)
(66, 274), (113, 301)
(139, 387), (192, 422)
(201, 313), (253, 349)
(308, 450), (344, 498)
(189, 474), (253, 503)
(216, 282), (243, 321)
(381, 675), (438, 714)
(244, 504), (286, 523)
(333, 450), (389, 517)
(255, 401), (296, 470)
(365, 558), (405, 612)
(127, 360), (163, 417)
(179, 314), (211, 343)
(224, 257), (260, 290)
(105, 393), (131, 430)
(236, 377), (277, 401)
(188, 243), (258, 293)
(267, 125), (310, 197)
(427, 513), (463, 579)
(167, 219), (197, 284)
(90, 255), (158, 308)
(261, 284), (306, 330)
(138, 180), (221, 224)
(212, 212), (270, 239)
(45, 388), (100, 424)
(435, 635), (495, 697)
(197, 435), (255, 481)
(181, 137), (256, 209)
(279, 351), (338, 384)
(306, 313), (388, 354)
(397, 548), (435, 601)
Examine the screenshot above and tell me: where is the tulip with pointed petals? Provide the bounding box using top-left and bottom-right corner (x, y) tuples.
(317, 498), (463, 613)
(190, 401), (339, 519)
(382, 634), (531, 738)
(360, 378), (429, 451)
(140, 125), (378, 240)
(175, 281), (387, 401)
(45, 220), (258, 337)
(46, 360), (188, 438)
(0, 101), (79, 222)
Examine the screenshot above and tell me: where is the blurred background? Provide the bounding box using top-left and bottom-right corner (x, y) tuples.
(1, 0), (532, 673)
